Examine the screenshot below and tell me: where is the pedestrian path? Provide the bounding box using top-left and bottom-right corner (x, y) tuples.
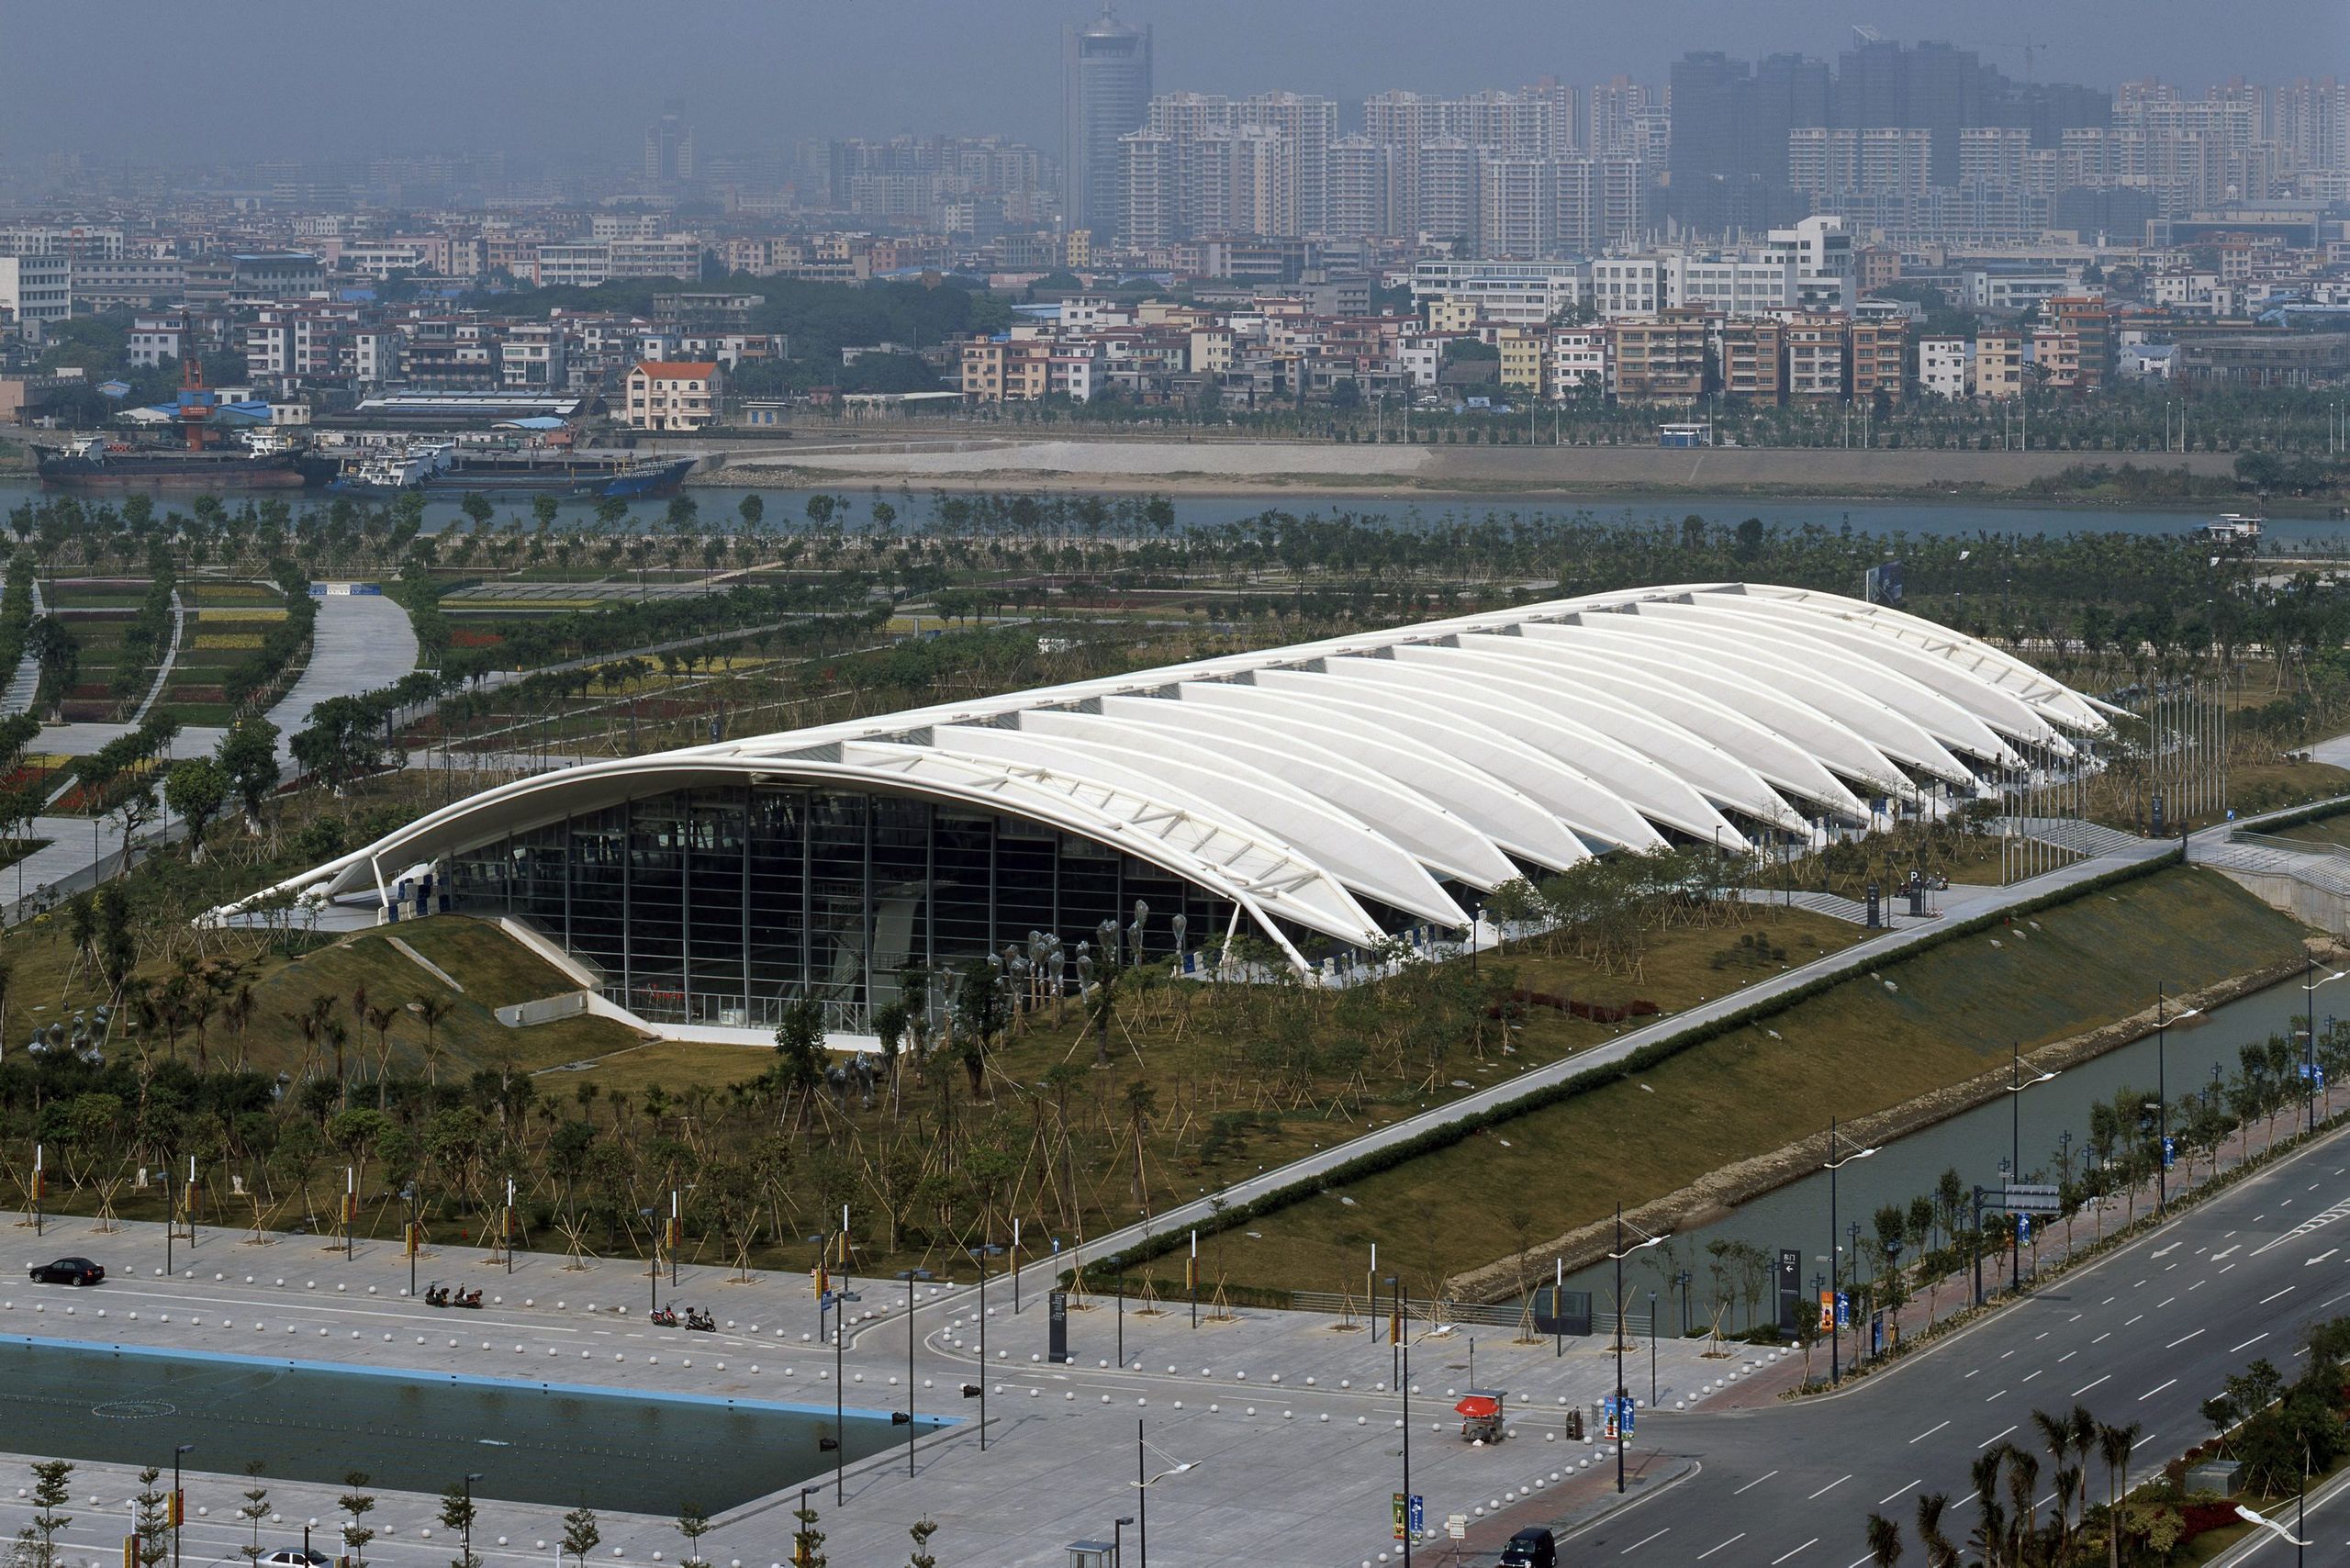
(0, 578), (39, 716)
(2000, 813), (2144, 857)
(265, 589), (419, 769)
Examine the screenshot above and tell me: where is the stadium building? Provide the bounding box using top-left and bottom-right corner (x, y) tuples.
(232, 583), (2109, 1043)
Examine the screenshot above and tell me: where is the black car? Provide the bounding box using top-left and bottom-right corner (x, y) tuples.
(28, 1257), (104, 1286)
(1497, 1527), (1556, 1568)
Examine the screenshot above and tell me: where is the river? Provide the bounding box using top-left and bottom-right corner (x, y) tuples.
(2, 476), (2344, 551)
(1547, 968), (2332, 1325)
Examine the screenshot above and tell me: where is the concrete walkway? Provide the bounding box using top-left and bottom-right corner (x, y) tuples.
(265, 590), (419, 768)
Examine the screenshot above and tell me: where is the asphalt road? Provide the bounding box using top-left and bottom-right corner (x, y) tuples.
(1565, 1119), (2350, 1567)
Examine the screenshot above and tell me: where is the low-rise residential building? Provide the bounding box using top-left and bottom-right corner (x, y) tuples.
(1718, 318), (1785, 402)
(127, 313), (185, 369)
(623, 359), (723, 431)
(1850, 319), (1907, 406)
(1785, 318), (1847, 400)
(1607, 308), (1707, 402)
(1546, 329), (1607, 398)
(1976, 330), (2027, 398)
(1918, 335), (1974, 398)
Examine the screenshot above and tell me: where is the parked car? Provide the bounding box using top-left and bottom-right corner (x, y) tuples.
(256, 1551), (330, 1568)
(1498, 1528), (1557, 1568)
(27, 1258), (104, 1286)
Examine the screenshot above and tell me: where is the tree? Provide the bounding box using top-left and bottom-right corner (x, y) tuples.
(561, 1509), (600, 1568)
(338, 1472), (376, 1568)
(237, 1462), (270, 1568)
(673, 1504), (711, 1568)
(460, 494), (495, 529)
(438, 1482), (479, 1568)
(789, 1495), (826, 1568)
(2098, 1421), (2141, 1568)
(774, 999), (827, 1126)
(130, 1467), (169, 1568)
(218, 718), (283, 825)
(737, 494), (764, 531)
(1863, 1512), (1903, 1567)
(164, 756), (229, 858)
(28, 1460), (72, 1568)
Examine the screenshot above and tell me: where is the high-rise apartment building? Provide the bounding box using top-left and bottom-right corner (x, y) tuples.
(1063, 5), (1154, 238)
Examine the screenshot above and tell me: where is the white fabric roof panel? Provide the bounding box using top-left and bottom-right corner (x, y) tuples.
(226, 582), (2109, 966)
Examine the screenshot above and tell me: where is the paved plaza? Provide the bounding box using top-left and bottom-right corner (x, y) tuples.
(1, 1216), (1792, 1567)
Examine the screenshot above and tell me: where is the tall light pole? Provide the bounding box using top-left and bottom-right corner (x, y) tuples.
(462, 1473), (482, 1568)
(2300, 959), (2345, 1136)
(969, 1242), (1003, 1451)
(2153, 987), (2202, 1215)
(2005, 1041), (2059, 1293)
(1131, 1419), (1198, 1568)
(1606, 1206), (1668, 1493)
(1824, 1118), (1878, 1387)
(894, 1268), (930, 1479)
(172, 1443), (194, 1568)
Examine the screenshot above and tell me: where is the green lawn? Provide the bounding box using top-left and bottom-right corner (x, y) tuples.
(1212, 867), (2308, 1299)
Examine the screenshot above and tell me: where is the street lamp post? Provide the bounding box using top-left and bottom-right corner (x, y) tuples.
(1113, 1517), (1134, 1568)
(1606, 1206), (1668, 1493)
(1647, 1292), (1658, 1409)
(1131, 1419), (1199, 1568)
(893, 1268), (929, 1479)
(1823, 1118), (1878, 1387)
(402, 1184), (419, 1299)
(2153, 987), (2203, 1216)
(969, 1242), (1003, 1451)
(163, 1157), (174, 1279)
(2300, 959), (2345, 1136)
(462, 1473), (482, 1568)
(2005, 1041), (2059, 1294)
(1400, 1332), (1412, 1568)
(172, 1443), (193, 1568)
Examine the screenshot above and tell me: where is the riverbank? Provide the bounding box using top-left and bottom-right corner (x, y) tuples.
(1449, 935), (2327, 1302)
(711, 434), (2248, 501)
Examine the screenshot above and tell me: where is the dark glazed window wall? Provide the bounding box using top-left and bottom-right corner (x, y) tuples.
(440, 785), (1238, 1034)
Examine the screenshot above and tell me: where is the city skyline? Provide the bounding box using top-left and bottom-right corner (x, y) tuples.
(0, 0), (2337, 162)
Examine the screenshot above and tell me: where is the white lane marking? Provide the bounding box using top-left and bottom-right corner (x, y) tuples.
(2312, 1249), (2341, 1266)
(2092, 1332), (2112, 1344)
(2021, 1371), (2043, 1383)
(2232, 1332), (2271, 1353)
(1770, 1540), (1818, 1565)
(1807, 1475), (1852, 1501)
(2141, 1378), (2178, 1401)
(2167, 1329), (2205, 1349)
(2074, 1375), (2111, 1397)
(1735, 1471), (1780, 1495)
(2152, 1243), (2180, 1259)
(2058, 1351), (2077, 1363)
(1878, 1481), (1922, 1506)
(2253, 1196), (2350, 1255)
(1695, 1537), (1745, 1561)
(1620, 1528), (1671, 1555)
(1908, 1422), (1950, 1445)
(2262, 1287), (2298, 1305)
(1980, 1425), (2018, 1448)
(2211, 1246), (2241, 1260)
(1986, 1389), (2006, 1402)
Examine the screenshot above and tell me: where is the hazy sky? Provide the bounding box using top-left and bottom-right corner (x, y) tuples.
(2, 0), (2342, 163)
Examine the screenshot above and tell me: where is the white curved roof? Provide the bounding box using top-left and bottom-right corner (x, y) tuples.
(229, 582), (2108, 960)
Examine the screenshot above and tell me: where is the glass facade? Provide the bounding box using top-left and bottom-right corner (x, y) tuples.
(446, 783), (1234, 1034)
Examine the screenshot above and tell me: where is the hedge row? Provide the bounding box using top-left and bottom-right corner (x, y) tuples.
(1075, 846), (2185, 1285)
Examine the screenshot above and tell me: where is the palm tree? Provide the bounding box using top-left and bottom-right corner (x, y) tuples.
(1967, 1449), (2009, 1568)
(2098, 1421), (2143, 1568)
(1914, 1493), (1960, 1568)
(1863, 1513), (1903, 1566)
(2003, 1448), (2040, 1563)
(2032, 1408), (2072, 1535)
(2070, 1404), (2100, 1528)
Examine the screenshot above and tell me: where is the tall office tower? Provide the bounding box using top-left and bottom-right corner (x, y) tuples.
(644, 106), (695, 184)
(1749, 52), (1833, 177)
(1326, 135), (1398, 239)
(1063, 4), (1153, 239)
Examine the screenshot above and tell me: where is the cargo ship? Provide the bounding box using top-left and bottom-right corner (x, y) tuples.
(327, 446), (693, 500)
(35, 355), (306, 491)
(37, 436), (308, 491)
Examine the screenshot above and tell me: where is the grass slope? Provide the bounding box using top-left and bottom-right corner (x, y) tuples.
(1212, 867), (2306, 1298)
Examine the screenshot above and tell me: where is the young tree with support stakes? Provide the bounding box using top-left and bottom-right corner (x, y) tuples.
(672, 1505), (711, 1568)
(26, 1460), (73, 1568)
(560, 1509), (599, 1568)
(437, 1483), (479, 1568)
(338, 1473), (376, 1568)
(236, 1462), (270, 1568)
(905, 1518), (937, 1568)
(130, 1467), (169, 1568)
